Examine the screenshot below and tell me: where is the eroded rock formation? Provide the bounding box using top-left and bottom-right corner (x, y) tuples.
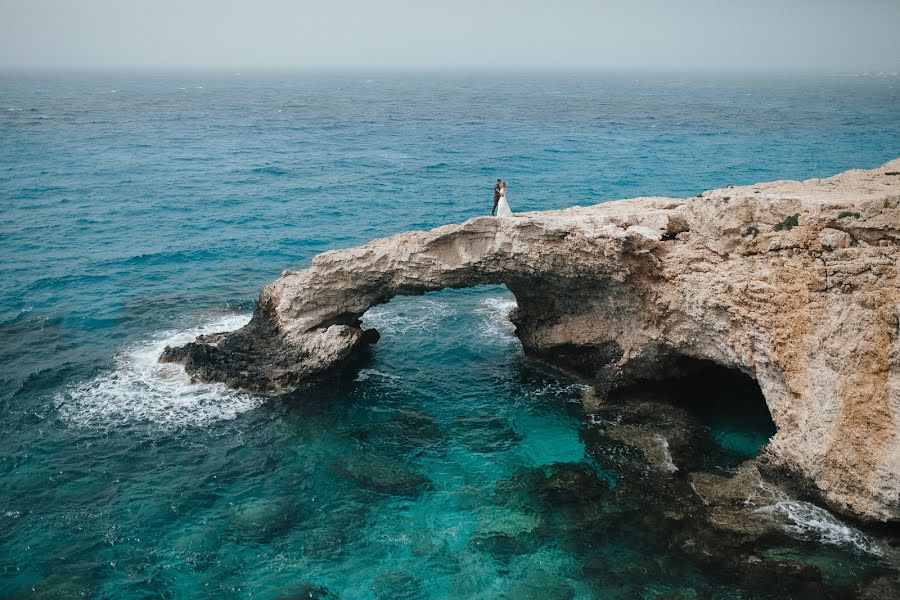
(162, 160), (900, 522)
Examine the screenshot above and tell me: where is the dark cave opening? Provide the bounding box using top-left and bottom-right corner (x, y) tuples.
(608, 357), (777, 464)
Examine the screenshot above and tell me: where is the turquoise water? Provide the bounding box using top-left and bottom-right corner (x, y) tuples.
(2, 72), (900, 598)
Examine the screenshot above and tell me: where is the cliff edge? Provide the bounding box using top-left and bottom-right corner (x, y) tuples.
(162, 160), (900, 522)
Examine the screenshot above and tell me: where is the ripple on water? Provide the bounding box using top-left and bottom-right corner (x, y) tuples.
(474, 296), (518, 345)
(363, 298), (454, 335)
(53, 313), (264, 430)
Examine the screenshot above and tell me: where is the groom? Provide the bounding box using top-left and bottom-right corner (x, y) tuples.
(491, 179), (502, 216)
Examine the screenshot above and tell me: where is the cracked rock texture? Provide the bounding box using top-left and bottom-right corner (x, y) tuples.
(162, 160), (900, 522)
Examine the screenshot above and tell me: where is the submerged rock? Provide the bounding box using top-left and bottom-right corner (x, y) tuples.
(688, 462), (788, 540)
(347, 408), (443, 452)
(469, 530), (543, 563)
(163, 160), (900, 522)
(371, 569), (423, 600)
(274, 582), (337, 600)
(503, 567), (576, 600)
(229, 496), (306, 542)
(496, 463), (611, 510)
(333, 452), (431, 497)
(584, 386), (709, 474)
(858, 575), (900, 599)
(475, 507), (543, 537)
(493, 462), (615, 544)
(539, 463), (611, 507)
(453, 413), (522, 454)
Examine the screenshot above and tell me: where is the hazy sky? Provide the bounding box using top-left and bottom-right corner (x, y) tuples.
(1, 0), (898, 71)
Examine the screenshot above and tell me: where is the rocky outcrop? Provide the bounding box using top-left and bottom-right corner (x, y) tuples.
(161, 160), (900, 522)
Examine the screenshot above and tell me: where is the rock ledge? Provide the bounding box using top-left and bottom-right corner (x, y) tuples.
(162, 160), (900, 522)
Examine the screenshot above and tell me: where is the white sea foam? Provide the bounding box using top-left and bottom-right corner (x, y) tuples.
(363, 299), (453, 335)
(756, 500), (882, 556)
(54, 313), (264, 430)
(534, 381), (591, 399)
(354, 368), (401, 382)
(474, 296), (518, 343)
(654, 434), (679, 472)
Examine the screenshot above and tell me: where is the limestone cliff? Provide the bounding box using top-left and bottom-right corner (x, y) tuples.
(162, 160), (900, 522)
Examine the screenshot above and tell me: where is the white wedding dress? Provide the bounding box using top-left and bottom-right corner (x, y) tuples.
(496, 192), (513, 217)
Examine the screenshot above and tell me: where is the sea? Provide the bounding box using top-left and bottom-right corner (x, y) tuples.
(1, 71), (899, 598)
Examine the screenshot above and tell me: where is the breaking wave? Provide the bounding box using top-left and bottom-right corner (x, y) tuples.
(54, 313), (264, 430)
(354, 368), (402, 382)
(757, 500), (883, 556)
(363, 299), (454, 335)
(473, 296), (518, 344)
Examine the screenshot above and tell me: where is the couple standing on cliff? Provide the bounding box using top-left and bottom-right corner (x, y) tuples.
(492, 179), (513, 217)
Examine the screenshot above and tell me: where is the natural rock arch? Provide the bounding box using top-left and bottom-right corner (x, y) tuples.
(162, 161), (900, 523)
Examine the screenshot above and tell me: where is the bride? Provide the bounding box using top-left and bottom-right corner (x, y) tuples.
(495, 180), (513, 217)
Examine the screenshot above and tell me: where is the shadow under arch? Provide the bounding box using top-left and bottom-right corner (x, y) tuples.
(604, 356), (777, 467)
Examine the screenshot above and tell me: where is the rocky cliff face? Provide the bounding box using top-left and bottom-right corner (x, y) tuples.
(162, 160), (900, 522)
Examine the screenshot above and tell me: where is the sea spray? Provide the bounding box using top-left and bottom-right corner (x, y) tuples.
(363, 299), (454, 335)
(54, 313), (263, 430)
(756, 500), (884, 556)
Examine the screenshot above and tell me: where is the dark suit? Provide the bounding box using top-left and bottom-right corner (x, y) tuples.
(492, 182), (501, 216)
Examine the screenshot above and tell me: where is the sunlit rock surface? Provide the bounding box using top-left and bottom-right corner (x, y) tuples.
(162, 160), (900, 522)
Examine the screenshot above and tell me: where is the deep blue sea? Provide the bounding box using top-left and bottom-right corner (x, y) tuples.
(1, 71), (899, 598)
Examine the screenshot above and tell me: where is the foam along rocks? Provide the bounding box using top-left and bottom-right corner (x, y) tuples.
(55, 313), (262, 430)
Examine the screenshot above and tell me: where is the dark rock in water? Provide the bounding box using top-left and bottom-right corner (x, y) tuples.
(27, 562), (101, 599)
(288, 504), (366, 559)
(686, 463), (787, 541)
(371, 569), (423, 599)
(275, 582), (337, 600)
(159, 297), (378, 394)
(586, 385), (710, 473)
(229, 497), (307, 542)
(503, 567), (576, 600)
(581, 428), (652, 479)
(580, 548), (708, 599)
(736, 555), (832, 598)
(469, 531), (543, 563)
(538, 463), (611, 507)
(495, 463), (610, 510)
(857, 575), (900, 599)
(493, 462), (615, 546)
(348, 408), (442, 452)
(392, 407), (440, 432)
(334, 452), (431, 497)
(531, 340), (623, 380)
(653, 591), (713, 600)
(580, 426), (699, 524)
(454, 413), (522, 453)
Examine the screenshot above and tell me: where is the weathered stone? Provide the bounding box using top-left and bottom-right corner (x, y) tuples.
(818, 227), (853, 250)
(688, 463), (788, 540)
(162, 160), (900, 522)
